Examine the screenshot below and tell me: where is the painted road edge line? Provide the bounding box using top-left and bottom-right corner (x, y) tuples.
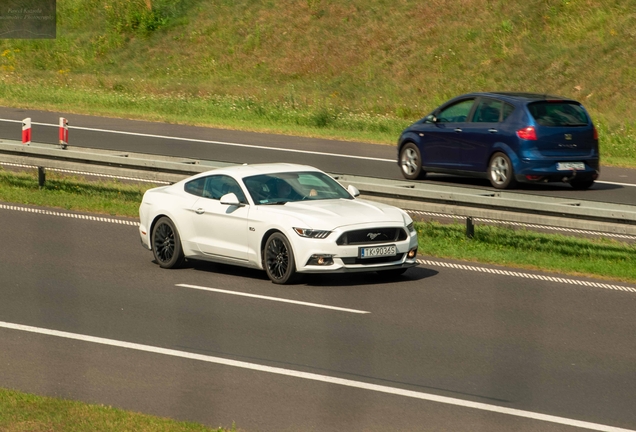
(0, 320), (633, 432)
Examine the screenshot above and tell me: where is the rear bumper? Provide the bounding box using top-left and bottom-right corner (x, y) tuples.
(515, 158), (599, 183)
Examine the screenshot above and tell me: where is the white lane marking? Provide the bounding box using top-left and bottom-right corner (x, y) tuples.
(417, 259), (636, 293)
(176, 284), (369, 314)
(0, 203), (139, 226)
(0, 118), (394, 163)
(0, 321), (633, 432)
(596, 180), (636, 187)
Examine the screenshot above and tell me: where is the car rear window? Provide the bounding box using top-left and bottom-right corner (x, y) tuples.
(528, 102), (589, 127)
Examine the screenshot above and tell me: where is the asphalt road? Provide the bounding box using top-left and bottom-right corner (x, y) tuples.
(1, 204), (636, 431)
(1, 106), (635, 206)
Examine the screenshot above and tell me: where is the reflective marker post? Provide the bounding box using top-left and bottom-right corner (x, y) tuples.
(22, 118), (31, 145)
(59, 117), (68, 149)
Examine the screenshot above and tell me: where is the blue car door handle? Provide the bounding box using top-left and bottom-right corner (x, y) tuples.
(488, 128), (498, 133)
(454, 128), (462, 133)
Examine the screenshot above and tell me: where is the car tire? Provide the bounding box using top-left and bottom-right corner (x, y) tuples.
(488, 152), (517, 189)
(399, 142), (426, 180)
(264, 232), (298, 284)
(152, 216), (185, 269)
(570, 179), (594, 190)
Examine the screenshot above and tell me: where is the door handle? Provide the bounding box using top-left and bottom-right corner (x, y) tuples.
(454, 128), (462, 133)
(488, 128), (498, 133)
(195, 208), (205, 215)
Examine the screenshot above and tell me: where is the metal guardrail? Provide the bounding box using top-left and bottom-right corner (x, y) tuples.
(1, 139), (636, 236)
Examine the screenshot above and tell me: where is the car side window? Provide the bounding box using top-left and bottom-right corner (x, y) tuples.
(184, 177), (206, 197)
(502, 103), (514, 121)
(204, 175), (247, 203)
(473, 99), (503, 123)
(437, 99), (475, 123)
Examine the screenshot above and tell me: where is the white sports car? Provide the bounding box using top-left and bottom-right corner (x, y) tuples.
(139, 163), (419, 284)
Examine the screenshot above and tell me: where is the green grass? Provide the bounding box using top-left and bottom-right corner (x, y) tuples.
(0, 169), (148, 216)
(0, 388), (233, 432)
(0, 0), (635, 163)
(416, 222), (636, 283)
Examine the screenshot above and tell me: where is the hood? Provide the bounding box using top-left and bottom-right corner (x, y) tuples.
(256, 198), (409, 229)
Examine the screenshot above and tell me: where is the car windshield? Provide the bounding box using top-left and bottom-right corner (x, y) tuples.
(243, 171), (353, 205)
(528, 102), (589, 127)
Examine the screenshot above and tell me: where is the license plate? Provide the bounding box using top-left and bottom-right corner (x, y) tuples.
(557, 162), (585, 171)
(360, 245), (397, 259)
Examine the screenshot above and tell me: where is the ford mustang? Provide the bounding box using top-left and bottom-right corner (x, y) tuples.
(139, 163), (419, 284)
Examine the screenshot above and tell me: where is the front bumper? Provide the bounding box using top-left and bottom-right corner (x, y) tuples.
(292, 229), (419, 274)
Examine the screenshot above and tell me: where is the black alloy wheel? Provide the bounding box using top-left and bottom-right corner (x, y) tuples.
(152, 217), (185, 269)
(264, 232), (297, 284)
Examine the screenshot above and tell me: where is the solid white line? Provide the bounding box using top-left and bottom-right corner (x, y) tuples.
(4, 118), (636, 187)
(0, 118), (394, 163)
(176, 284), (370, 314)
(0, 320), (633, 432)
(596, 180), (636, 187)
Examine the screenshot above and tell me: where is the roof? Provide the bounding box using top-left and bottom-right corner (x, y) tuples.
(456, 92), (581, 105)
(188, 163), (322, 181)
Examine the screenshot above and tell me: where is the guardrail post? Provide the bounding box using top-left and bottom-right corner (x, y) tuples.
(38, 167), (46, 188)
(22, 118), (31, 145)
(466, 216), (474, 239)
(59, 117), (68, 149)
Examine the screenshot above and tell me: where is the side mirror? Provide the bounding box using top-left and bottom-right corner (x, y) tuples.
(220, 192), (244, 206)
(424, 114), (438, 123)
(347, 185), (360, 197)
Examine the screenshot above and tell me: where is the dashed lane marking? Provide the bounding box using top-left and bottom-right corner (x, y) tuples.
(417, 259), (636, 293)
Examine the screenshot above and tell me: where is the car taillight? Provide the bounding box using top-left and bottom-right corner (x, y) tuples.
(516, 126), (537, 140)
(593, 125), (598, 140)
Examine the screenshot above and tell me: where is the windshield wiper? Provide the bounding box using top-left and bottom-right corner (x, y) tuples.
(262, 201), (288, 205)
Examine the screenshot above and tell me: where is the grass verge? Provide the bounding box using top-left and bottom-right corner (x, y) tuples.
(0, 388), (232, 432)
(1, 167), (635, 284)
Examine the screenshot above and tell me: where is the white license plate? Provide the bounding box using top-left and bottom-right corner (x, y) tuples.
(360, 245), (397, 259)
(557, 162), (585, 171)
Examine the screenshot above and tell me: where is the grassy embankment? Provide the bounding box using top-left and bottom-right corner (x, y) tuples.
(1, 0), (636, 428)
(0, 0), (635, 166)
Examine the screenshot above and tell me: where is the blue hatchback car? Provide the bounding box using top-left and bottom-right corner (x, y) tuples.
(397, 92), (600, 189)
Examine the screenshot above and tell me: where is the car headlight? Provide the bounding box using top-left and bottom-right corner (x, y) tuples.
(407, 222), (416, 233)
(293, 228), (331, 239)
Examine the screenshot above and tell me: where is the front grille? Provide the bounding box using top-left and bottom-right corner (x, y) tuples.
(341, 254), (405, 265)
(336, 227), (407, 245)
